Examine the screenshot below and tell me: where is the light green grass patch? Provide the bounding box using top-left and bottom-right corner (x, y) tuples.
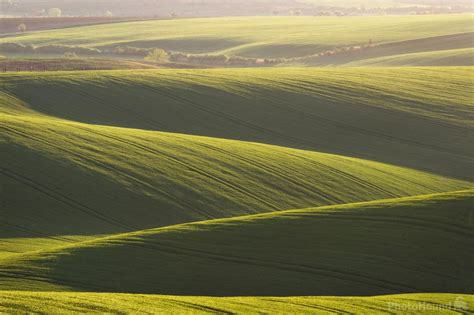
(0, 292), (472, 314)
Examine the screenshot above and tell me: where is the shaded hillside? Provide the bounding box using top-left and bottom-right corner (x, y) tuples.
(1, 68), (472, 180)
(1, 190), (472, 295)
(3, 112), (469, 255)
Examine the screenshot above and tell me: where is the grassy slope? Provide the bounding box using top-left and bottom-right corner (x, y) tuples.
(2, 15), (473, 59)
(1, 292), (472, 314)
(345, 48), (474, 67)
(1, 67), (472, 180)
(302, 32), (474, 66)
(3, 112), (470, 256)
(0, 58), (161, 71)
(0, 190), (472, 296)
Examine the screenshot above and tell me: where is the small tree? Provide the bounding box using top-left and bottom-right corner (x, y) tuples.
(145, 49), (169, 63)
(17, 23), (27, 32)
(48, 8), (62, 17)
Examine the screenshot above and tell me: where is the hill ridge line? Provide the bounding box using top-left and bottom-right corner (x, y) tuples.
(2, 189), (471, 261)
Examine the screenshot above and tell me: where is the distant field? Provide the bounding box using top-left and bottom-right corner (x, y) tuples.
(345, 48), (474, 66)
(301, 32), (474, 66)
(1, 292), (472, 314)
(0, 17), (140, 35)
(2, 15), (473, 60)
(0, 58), (161, 71)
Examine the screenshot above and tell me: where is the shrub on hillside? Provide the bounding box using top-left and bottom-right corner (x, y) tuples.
(144, 48), (169, 63)
(17, 23), (27, 33)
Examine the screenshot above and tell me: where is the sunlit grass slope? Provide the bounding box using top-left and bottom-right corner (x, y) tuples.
(1, 292), (472, 314)
(1, 67), (472, 180)
(0, 190), (472, 295)
(3, 15), (473, 58)
(0, 58), (161, 71)
(345, 48), (474, 67)
(302, 32), (474, 66)
(3, 112), (470, 256)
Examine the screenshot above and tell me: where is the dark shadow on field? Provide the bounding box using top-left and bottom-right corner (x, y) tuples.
(2, 190), (472, 296)
(2, 73), (473, 181)
(0, 144), (193, 239)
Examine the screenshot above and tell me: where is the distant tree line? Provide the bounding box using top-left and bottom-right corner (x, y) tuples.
(0, 40), (380, 67)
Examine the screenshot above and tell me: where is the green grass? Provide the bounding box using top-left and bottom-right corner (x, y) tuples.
(1, 64), (472, 310)
(3, 112), (470, 256)
(0, 57), (161, 71)
(3, 15), (473, 59)
(0, 190), (472, 295)
(345, 48), (474, 67)
(1, 67), (472, 180)
(302, 32), (474, 66)
(1, 292), (472, 314)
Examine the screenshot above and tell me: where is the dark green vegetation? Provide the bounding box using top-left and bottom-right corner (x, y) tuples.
(1, 190), (472, 296)
(1, 68), (472, 180)
(3, 104), (470, 255)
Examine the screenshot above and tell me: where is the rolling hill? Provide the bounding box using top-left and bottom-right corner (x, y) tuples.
(301, 32), (474, 66)
(3, 110), (470, 256)
(2, 15), (473, 60)
(0, 58), (162, 71)
(0, 190), (472, 295)
(1, 64), (473, 312)
(1, 67), (473, 180)
(344, 48), (474, 67)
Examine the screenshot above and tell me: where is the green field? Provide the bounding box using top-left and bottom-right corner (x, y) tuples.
(2, 67), (473, 251)
(0, 58), (163, 71)
(1, 66), (473, 312)
(345, 48), (474, 67)
(1, 13), (473, 313)
(1, 292), (472, 314)
(1, 190), (472, 295)
(1, 67), (472, 180)
(2, 15), (473, 66)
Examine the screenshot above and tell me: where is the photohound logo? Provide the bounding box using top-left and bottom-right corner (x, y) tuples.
(387, 295), (470, 312)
